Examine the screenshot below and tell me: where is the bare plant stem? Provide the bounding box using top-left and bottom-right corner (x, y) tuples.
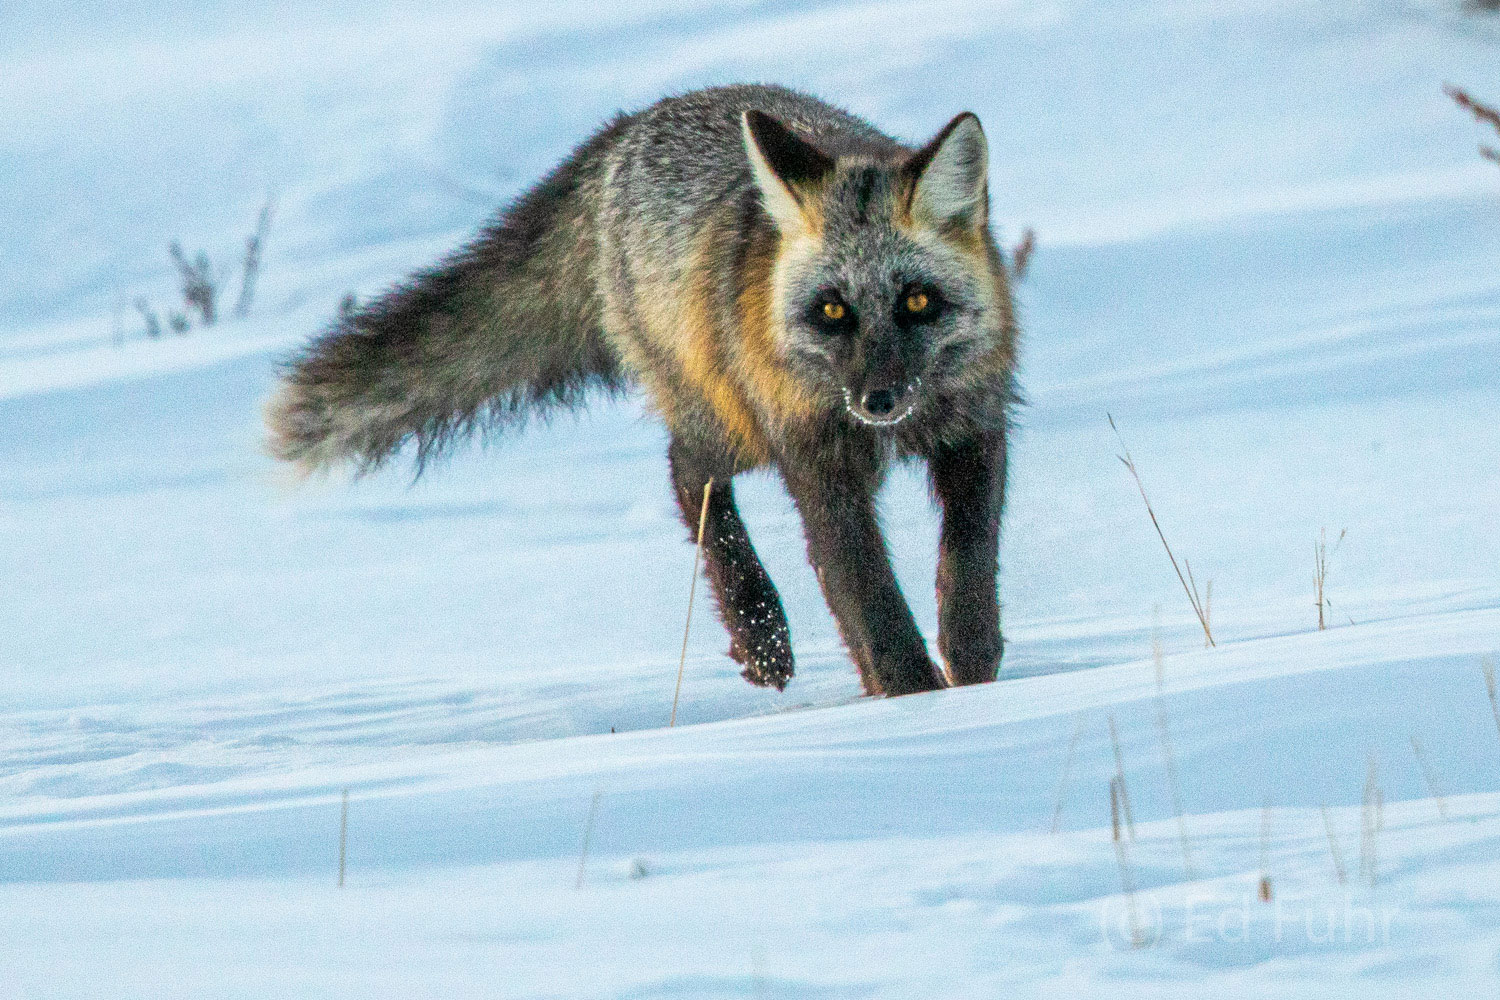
(1316, 531), (1325, 630)
(1410, 735), (1450, 821)
(233, 196), (276, 319)
(169, 241), (218, 326)
(670, 479), (713, 728)
(1446, 84), (1500, 164)
(1314, 528), (1345, 630)
(1258, 800), (1273, 902)
(1151, 631), (1197, 877)
(1360, 756), (1381, 886)
(1320, 803), (1348, 885)
(575, 789), (602, 890)
(1050, 715), (1085, 834)
(1152, 695), (1196, 878)
(1203, 580), (1212, 648)
(1108, 715), (1136, 841)
(134, 298), (162, 339)
(1109, 415), (1214, 647)
(1483, 656), (1500, 745)
(1110, 778), (1145, 948)
(1010, 227), (1036, 281)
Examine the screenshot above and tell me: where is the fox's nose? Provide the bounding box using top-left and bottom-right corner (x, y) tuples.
(861, 388), (896, 416)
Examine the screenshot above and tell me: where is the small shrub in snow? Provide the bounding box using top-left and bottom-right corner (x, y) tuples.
(134, 297), (162, 339)
(1446, 85), (1500, 167)
(1010, 227), (1036, 281)
(169, 241), (218, 326)
(128, 196), (274, 342)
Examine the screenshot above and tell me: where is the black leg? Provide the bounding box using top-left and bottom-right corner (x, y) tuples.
(779, 445), (943, 697)
(668, 437), (794, 689)
(928, 433), (1006, 685)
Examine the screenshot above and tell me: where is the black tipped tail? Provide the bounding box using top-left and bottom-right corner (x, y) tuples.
(266, 118), (630, 475)
(264, 269), (622, 474)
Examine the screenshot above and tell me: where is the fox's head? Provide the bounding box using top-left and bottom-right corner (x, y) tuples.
(742, 108), (1007, 428)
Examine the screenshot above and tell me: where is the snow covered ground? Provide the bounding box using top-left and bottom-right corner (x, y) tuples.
(3, 0), (1500, 995)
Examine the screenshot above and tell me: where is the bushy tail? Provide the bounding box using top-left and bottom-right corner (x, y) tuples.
(266, 122), (629, 475)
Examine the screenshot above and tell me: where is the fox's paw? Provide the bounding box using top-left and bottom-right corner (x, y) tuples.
(867, 647), (947, 698)
(938, 622), (1003, 687)
(729, 636), (794, 691)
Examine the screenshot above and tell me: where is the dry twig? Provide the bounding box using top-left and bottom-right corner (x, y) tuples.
(576, 789), (602, 889)
(1446, 84), (1500, 165)
(670, 479), (714, 727)
(1483, 656), (1500, 744)
(1258, 800), (1273, 902)
(1153, 644), (1197, 879)
(1411, 735), (1450, 821)
(1108, 715), (1136, 841)
(1049, 715), (1085, 834)
(1320, 803), (1348, 885)
(233, 197), (276, 318)
(1110, 415), (1215, 646)
(1110, 777), (1147, 948)
(1360, 756), (1383, 886)
(1010, 227), (1036, 281)
(170, 241), (218, 326)
(1314, 528), (1346, 630)
(134, 297), (162, 339)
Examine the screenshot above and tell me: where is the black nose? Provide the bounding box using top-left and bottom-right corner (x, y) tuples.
(861, 389), (896, 416)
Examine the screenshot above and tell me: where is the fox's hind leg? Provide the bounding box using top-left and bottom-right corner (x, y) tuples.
(668, 437), (794, 690)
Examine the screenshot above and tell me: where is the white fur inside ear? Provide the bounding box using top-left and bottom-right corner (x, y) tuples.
(742, 113), (810, 233)
(912, 115), (988, 228)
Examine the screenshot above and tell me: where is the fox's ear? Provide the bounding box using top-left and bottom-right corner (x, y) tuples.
(905, 112), (988, 231)
(742, 110), (834, 233)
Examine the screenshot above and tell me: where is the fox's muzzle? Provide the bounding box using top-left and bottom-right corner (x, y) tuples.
(842, 376), (922, 427)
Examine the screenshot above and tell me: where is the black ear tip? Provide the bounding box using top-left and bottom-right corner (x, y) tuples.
(743, 109), (784, 141)
(949, 111), (983, 136)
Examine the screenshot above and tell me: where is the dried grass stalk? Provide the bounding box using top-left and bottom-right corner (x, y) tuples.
(670, 479), (714, 728)
(1109, 415), (1215, 646)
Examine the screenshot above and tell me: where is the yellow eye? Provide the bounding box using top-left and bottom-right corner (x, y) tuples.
(906, 291), (930, 313)
(822, 301), (846, 321)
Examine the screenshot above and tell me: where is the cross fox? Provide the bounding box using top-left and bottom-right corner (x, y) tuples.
(267, 84), (1018, 697)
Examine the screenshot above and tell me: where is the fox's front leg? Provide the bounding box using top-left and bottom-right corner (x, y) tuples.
(929, 433), (1006, 685)
(780, 451), (943, 697)
(668, 437), (794, 689)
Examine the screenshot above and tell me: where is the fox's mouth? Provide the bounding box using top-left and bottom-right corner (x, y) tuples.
(841, 377), (922, 428)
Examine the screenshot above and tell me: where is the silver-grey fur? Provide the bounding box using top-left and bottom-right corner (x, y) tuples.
(267, 84), (1019, 698)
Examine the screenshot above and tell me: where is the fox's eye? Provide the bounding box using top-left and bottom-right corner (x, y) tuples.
(810, 293), (854, 331)
(897, 285), (942, 325)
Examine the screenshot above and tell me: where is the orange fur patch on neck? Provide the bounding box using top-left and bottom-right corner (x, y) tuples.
(668, 222), (820, 466)
(677, 291), (772, 465)
(736, 239), (818, 432)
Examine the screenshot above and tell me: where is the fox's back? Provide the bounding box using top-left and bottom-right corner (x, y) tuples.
(600, 85), (905, 247)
